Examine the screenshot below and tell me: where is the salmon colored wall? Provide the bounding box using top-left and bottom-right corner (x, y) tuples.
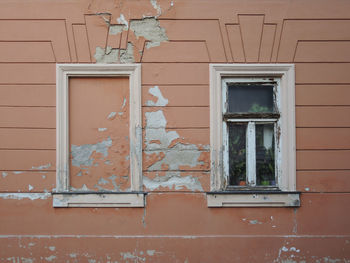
(0, 0), (350, 262)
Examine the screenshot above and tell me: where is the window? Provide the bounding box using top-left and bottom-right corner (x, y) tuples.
(208, 64), (300, 207)
(53, 64), (144, 207)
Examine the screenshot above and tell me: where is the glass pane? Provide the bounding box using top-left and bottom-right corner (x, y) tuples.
(227, 83), (275, 113)
(256, 123), (276, 186)
(228, 123), (247, 186)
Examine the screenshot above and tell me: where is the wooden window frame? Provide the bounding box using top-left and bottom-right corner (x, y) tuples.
(54, 64), (144, 207)
(208, 64), (300, 207)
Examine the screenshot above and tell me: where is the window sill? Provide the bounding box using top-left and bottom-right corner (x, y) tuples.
(52, 192), (145, 208)
(207, 191), (300, 207)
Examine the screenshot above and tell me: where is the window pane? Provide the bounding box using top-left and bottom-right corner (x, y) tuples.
(255, 123), (275, 186)
(228, 123), (247, 186)
(227, 83), (275, 113)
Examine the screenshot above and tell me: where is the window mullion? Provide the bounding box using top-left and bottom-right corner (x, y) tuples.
(246, 121), (256, 186)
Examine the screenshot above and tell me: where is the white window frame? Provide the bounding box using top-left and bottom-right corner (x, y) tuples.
(54, 64), (144, 207)
(208, 64), (300, 207)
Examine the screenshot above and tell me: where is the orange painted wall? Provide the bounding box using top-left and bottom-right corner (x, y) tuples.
(0, 0), (350, 262)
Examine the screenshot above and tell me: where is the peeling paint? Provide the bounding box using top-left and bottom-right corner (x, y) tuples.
(144, 172), (203, 191)
(0, 193), (50, 200)
(31, 163), (51, 170)
(249, 219), (262, 225)
(117, 14), (129, 29)
(45, 255), (56, 262)
(2, 172), (8, 178)
(13, 171), (23, 174)
(71, 137), (112, 167)
(150, 0), (162, 16)
(147, 250), (156, 256)
(28, 184), (34, 191)
(98, 128), (107, 132)
(146, 86), (168, 106)
(107, 111), (117, 120)
(130, 17), (168, 48)
(98, 177), (109, 185)
(48, 246), (55, 251)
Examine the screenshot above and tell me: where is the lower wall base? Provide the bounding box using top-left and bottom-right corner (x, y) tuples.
(1, 236), (349, 263)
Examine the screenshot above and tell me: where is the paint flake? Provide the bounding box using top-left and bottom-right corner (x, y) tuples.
(32, 163), (51, 170)
(146, 86), (168, 106)
(71, 137), (112, 167)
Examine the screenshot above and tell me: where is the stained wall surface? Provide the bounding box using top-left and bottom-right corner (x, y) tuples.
(0, 0), (350, 262)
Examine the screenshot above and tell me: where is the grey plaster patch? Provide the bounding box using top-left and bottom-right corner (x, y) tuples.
(146, 143), (202, 171)
(130, 17), (168, 48)
(120, 42), (135, 63)
(146, 250), (156, 256)
(0, 193), (50, 200)
(28, 185), (34, 191)
(146, 86), (168, 106)
(2, 172), (8, 178)
(32, 163), (51, 170)
(94, 46), (118, 64)
(144, 172), (203, 191)
(109, 24), (125, 35)
(13, 171), (23, 174)
(71, 137), (112, 167)
(98, 128), (107, 132)
(107, 111), (117, 120)
(76, 171), (82, 177)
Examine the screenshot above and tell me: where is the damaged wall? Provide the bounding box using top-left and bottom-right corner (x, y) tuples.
(0, 0), (350, 262)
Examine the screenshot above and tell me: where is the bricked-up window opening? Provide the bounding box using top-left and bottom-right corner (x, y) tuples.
(54, 64), (144, 208)
(223, 80), (279, 189)
(208, 64), (300, 207)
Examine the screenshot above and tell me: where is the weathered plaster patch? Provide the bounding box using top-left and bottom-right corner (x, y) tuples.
(0, 193), (50, 200)
(130, 17), (168, 48)
(94, 46), (118, 64)
(98, 177), (109, 185)
(146, 86), (168, 106)
(70, 184), (89, 192)
(147, 143), (203, 170)
(13, 171), (23, 174)
(120, 42), (135, 63)
(98, 128), (107, 132)
(28, 185), (34, 191)
(71, 137), (112, 167)
(2, 172), (7, 178)
(147, 250), (156, 256)
(145, 112), (179, 151)
(109, 24), (125, 35)
(144, 172), (203, 191)
(32, 163), (51, 170)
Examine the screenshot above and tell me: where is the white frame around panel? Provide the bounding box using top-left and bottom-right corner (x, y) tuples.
(55, 64), (143, 207)
(208, 64), (298, 207)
